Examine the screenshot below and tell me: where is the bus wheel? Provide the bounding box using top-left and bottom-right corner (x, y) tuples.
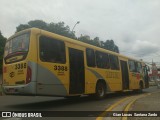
(95, 82), (106, 99)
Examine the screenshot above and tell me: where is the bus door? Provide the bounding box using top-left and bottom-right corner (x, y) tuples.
(120, 60), (129, 90)
(143, 65), (149, 88)
(128, 60), (139, 89)
(69, 48), (85, 94)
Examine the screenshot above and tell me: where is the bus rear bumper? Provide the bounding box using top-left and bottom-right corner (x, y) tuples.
(2, 82), (36, 95)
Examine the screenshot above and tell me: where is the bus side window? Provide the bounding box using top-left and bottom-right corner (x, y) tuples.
(128, 60), (136, 72)
(137, 62), (142, 73)
(109, 55), (119, 70)
(86, 48), (96, 67)
(39, 36), (66, 63)
(95, 51), (110, 69)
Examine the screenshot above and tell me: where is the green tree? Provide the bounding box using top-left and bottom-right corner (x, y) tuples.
(93, 37), (100, 47)
(48, 22), (75, 38)
(114, 45), (119, 53)
(103, 40), (119, 53)
(16, 19), (119, 53)
(78, 35), (101, 47)
(78, 34), (92, 44)
(0, 31), (6, 73)
(78, 35), (119, 53)
(16, 24), (30, 32)
(16, 20), (76, 39)
(28, 20), (47, 30)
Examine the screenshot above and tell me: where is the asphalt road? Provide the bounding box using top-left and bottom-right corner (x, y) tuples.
(0, 74), (2, 84)
(0, 86), (159, 120)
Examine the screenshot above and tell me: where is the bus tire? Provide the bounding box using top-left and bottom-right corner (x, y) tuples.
(95, 81), (106, 99)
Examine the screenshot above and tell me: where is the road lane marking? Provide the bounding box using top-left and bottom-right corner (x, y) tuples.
(96, 96), (133, 120)
(122, 93), (151, 120)
(96, 93), (151, 120)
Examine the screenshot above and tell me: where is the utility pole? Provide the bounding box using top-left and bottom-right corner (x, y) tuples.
(72, 21), (80, 32)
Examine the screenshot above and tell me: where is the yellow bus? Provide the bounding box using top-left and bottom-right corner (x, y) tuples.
(2, 28), (149, 99)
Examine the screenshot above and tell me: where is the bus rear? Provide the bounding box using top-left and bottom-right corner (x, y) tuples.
(2, 29), (38, 95)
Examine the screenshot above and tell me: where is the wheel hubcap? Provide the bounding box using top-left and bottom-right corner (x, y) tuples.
(98, 86), (104, 97)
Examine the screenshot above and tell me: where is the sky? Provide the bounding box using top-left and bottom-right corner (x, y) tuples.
(0, 0), (160, 64)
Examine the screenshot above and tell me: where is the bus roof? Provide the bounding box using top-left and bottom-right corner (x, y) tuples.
(10, 27), (143, 63)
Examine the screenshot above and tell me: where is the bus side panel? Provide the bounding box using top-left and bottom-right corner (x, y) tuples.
(85, 68), (122, 93)
(36, 34), (68, 96)
(85, 68), (97, 94)
(36, 63), (68, 96)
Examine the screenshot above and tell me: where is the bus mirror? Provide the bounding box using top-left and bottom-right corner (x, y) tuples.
(147, 66), (150, 71)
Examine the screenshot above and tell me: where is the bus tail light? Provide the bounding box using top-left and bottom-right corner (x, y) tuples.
(26, 66), (32, 84)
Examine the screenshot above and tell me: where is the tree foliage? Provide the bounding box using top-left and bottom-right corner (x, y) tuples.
(16, 20), (76, 39)
(16, 20), (119, 53)
(0, 31), (6, 73)
(78, 35), (119, 53)
(102, 40), (119, 53)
